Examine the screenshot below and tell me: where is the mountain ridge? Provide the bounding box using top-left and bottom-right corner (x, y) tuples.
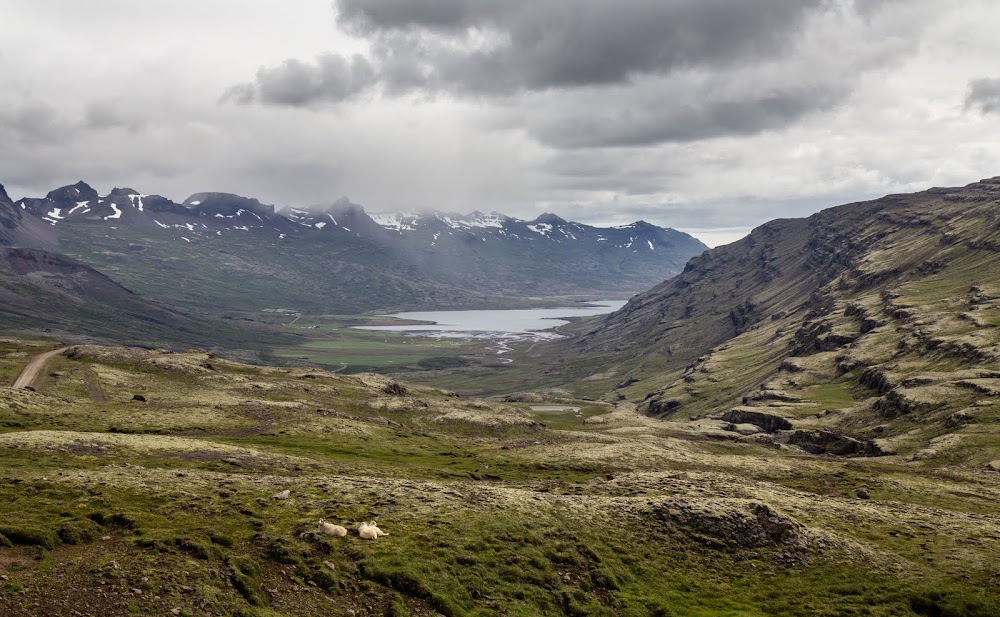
(6, 180), (708, 313)
(479, 176), (1000, 463)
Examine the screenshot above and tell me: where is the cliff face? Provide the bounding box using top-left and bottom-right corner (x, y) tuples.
(0, 183), (23, 241)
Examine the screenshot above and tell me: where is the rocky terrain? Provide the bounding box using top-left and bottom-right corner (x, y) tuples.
(0, 340), (997, 616)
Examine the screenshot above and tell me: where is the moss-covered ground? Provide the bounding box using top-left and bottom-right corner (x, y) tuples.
(0, 340), (998, 616)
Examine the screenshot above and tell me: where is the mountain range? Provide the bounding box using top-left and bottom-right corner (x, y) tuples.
(7, 181), (707, 314)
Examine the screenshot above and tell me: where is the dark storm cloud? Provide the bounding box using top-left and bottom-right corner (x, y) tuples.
(965, 78), (1000, 114)
(231, 0), (829, 104)
(336, 0), (827, 94)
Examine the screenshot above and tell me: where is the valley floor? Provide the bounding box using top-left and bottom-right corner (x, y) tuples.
(0, 340), (998, 616)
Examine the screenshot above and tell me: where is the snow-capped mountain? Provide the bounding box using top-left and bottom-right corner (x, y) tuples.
(5, 181), (708, 313)
(283, 201), (699, 255)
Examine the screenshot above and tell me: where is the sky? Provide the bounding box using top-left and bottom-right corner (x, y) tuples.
(4, 1), (1000, 247)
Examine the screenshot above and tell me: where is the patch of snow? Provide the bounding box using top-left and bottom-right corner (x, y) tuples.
(463, 213), (505, 228)
(342, 227), (351, 231)
(647, 240), (654, 250)
(370, 212), (418, 232)
(215, 213), (226, 218)
(42, 217), (58, 225)
(314, 221), (327, 229)
(184, 223), (195, 230)
(46, 207), (64, 220)
(278, 233), (286, 239)
(129, 194), (146, 211)
(190, 200), (201, 206)
(69, 201), (89, 214)
(527, 223), (553, 236)
(103, 204), (122, 220)
(181, 236), (191, 242)
(327, 214), (338, 225)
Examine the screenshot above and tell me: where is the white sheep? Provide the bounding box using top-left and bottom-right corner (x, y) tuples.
(358, 520), (386, 540)
(272, 489), (291, 500)
(318, 519), (348, 537)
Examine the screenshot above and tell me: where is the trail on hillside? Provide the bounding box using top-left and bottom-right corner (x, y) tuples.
(12, 346), (70, 389)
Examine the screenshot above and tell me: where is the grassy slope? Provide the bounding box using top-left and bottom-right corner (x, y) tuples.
(0, 339), (997, 616)
(55, 224), (505, 314)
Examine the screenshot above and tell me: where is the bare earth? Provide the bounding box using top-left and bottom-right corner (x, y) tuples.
(11, 346), (69, 388)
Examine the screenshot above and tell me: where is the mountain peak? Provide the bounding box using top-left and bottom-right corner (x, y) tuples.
(46, 181), (99, 204)
(184, 192), (275, 217)
(533, 213), (567, 225)
(109, 187), (141, 196)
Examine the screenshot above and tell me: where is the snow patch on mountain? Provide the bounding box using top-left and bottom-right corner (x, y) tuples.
(370, 212), (418, 232)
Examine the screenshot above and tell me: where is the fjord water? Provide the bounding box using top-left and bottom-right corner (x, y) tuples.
(356, 300), (628, 340)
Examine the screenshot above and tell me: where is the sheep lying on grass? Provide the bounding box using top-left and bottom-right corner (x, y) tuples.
(317, 519), (348, 537)
(358, 521), (386, 540)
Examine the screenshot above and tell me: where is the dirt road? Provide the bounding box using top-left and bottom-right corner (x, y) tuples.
(12, 347), (70, 389)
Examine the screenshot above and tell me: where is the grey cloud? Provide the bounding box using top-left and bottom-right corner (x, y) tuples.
(1, 97), (150, 149)
(337, 0), (827, 93)
(0, 100), (72, 144)
(529, 85), (845, 148)
(84, 99), (146, 132)
(227, 0), (918, 152)
(965, 78), (1000, 114)
(234, 0), (828, 106)
(337, 0), (501, 32)
(226, 54), (376, 106)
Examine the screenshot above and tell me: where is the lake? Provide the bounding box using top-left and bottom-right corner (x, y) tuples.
(354, 300), (628, 342)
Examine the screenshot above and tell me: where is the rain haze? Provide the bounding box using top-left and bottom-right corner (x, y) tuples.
(4, 0), (1000, 247)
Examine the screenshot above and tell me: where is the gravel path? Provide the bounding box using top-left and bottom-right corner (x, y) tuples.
(12, 346), (70, 388)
